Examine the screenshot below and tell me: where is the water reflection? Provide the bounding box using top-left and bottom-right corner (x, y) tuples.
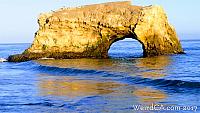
(36, 55), (171, 79)
(38, 74), (168, 105)
(135, 56), (171, 79)
(133, 87), (167, 103)
(36, 58), (139, 73)
(136, 56), (171, 70)
(39, 75), (125, 98)
(36, 59), (115, 70)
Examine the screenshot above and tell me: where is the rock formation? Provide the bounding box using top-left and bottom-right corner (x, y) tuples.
(8, 1), (184, 62)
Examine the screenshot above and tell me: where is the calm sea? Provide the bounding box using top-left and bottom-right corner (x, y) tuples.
(0, 36), (200, 113)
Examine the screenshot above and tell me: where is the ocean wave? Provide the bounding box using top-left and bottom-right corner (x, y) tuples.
(33, 64), (129, 78)
(16, 62), (200, 89)
(35, 65), (104, 75)
(0, 102), (55, 107)
(123, 76), (200, 88)
(0, 58), (7, 62)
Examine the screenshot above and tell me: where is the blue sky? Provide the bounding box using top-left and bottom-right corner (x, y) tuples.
(0, 0), (199, 43)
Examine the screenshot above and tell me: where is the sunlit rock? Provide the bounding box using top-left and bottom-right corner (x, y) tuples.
(8, 1), (184, 62)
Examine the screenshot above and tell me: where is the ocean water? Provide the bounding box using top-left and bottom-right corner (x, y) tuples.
(0, 38), (200, 113)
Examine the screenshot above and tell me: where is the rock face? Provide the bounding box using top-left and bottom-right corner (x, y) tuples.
(8, 1), (184, 62)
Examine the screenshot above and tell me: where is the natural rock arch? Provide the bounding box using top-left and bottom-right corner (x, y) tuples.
(106, 33), (145, 58)
(8, 1), (184, 62)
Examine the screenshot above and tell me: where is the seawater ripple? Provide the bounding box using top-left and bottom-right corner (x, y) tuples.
(123, 76), (200, 88)
(1, 40), (200, 113)
(24, 62), (200, 89)
(0, 102), (55, 107)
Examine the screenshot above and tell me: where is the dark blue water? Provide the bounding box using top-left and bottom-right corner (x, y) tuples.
(0, 38), (200, 113)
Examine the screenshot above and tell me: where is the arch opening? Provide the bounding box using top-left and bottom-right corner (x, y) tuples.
(108, 37), (144, 58)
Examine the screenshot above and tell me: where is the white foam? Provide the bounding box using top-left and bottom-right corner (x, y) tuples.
(0, 58), (7, 62)
(39, 57), (55, 60)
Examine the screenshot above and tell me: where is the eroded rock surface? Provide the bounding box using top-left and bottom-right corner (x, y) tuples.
(8, 1), (184, 62)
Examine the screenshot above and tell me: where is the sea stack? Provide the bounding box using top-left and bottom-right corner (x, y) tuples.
(8, 1), (184, 62)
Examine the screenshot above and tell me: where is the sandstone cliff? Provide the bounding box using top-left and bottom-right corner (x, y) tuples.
(8, 1), (184, 62)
